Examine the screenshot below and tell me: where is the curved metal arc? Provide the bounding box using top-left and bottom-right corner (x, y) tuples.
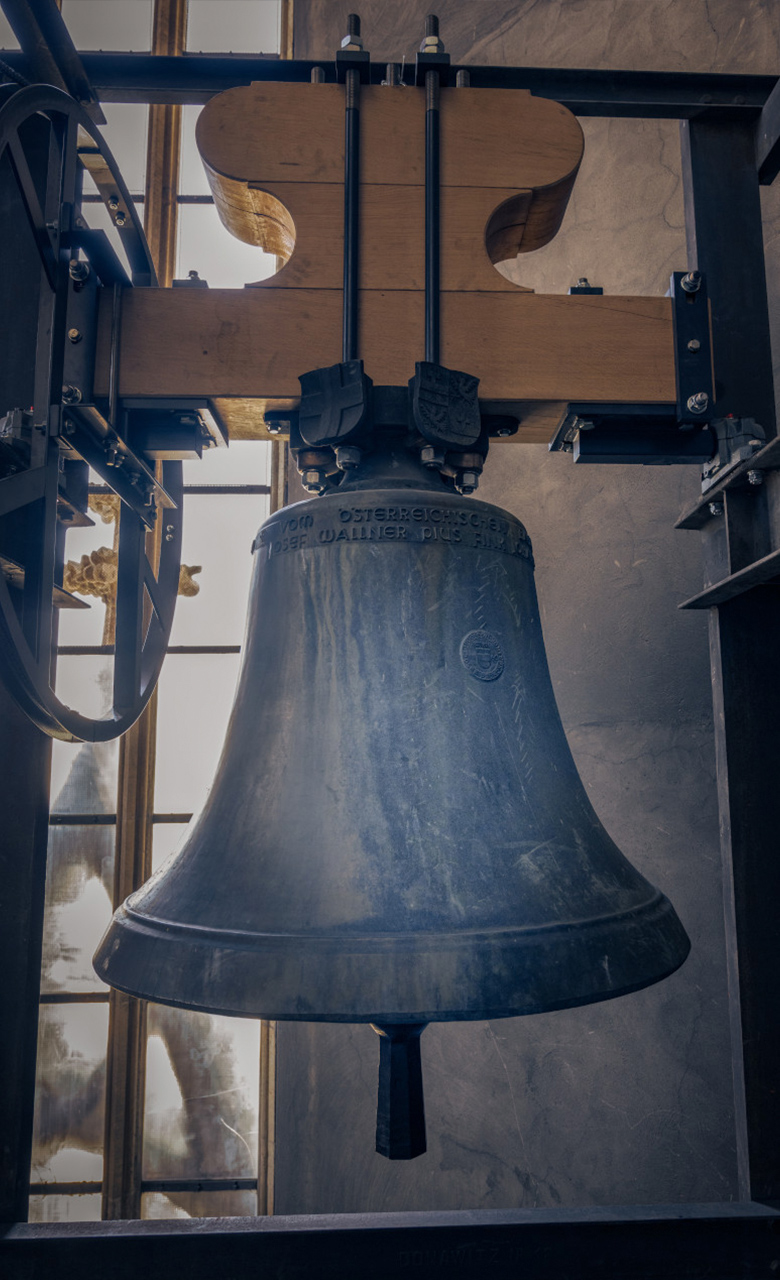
(0, 462), (183, 743)
(0, 84), (157, 288)
(0, 83), (176, 742)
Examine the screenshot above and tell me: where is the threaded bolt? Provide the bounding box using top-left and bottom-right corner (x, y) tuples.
(425, 15), (439, 36)
(348, 13), (360, 36)
(686, 392), (709, 415)
(681, 271), (702, 294)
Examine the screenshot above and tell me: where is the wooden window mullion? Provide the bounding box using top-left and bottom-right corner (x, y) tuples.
(101, 0), (186, 1223)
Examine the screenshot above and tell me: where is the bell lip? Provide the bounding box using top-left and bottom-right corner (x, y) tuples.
(93, 949), (691, 1025)
(119, 886), (671, 946)
(93, 892), (691, 1024)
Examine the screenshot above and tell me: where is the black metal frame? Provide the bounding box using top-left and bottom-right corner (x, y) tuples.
(0, 84), (187, 743)
(2, 21), (780, 1274)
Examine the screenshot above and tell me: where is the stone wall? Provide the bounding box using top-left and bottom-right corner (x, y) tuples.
(273, 0), (780, 1214)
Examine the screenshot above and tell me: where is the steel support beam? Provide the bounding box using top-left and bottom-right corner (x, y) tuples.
(0, 0), (104, 122)
(0, 684), (51, 1223)
(757, 74), (780, 184)
(0, 50), (776, 117)
(2, 1203), (780, 1279)
(681, 116), (780, 1203)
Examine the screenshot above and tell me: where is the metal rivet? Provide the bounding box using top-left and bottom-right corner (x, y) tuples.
(67, 328), (82, 344)
(709, 501), (724, 516)
(747, 470), (763, 486)
(687, 339), (701, 352)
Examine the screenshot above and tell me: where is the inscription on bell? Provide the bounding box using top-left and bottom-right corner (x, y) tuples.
(460, 630), (505, 682)
(254, 502), (533, 564)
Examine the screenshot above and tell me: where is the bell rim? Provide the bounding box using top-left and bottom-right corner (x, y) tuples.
(94, 891), (690, 1023)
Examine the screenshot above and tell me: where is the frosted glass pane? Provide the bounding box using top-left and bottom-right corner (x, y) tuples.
(144, 1006), (260, 1179)
(42, 824), (114, 994)
(154, 654), (241, 811)
(186, 0), (280, 53)
(62, 0), (153, 50)
(180, 105), (210, 196)
(142, 1189), (256, 1219)
(176, 205), (277, 288)
(0, 13), (20, 47)
(54, 657), (116, 726)
(169, 495), (267, 645)
(98, 103), (150, 195)
(58, 510), (117, 648)
(51, 728), (118, 816)
(152, 823), (189, 873)
(182, 439), (271, 486)
(29, 1193), (102, 1222)
(31, 1004), (108, 1184)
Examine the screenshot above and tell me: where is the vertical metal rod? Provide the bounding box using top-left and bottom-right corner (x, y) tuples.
(342, 14), (361, 363)
(424, 67), (440, 364)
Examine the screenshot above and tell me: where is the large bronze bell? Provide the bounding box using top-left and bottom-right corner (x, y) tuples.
(95, 374), (690, 1159)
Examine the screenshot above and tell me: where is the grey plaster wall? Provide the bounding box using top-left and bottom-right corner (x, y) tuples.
(273, 0), (780, 1214)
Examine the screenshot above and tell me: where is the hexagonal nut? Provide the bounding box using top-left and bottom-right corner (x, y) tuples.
(458, 471), (479, 494)
(302, 469), (325, 491)
(686, 392), (709, 415)
(420, 35), (445, 53)
(341, 34), (364, 50)
(336, 446), (361, 470)
(420, 446), (445, 469)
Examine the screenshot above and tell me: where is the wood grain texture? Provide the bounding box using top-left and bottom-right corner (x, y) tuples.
(97, 287), (674, 441)
(225, 183), (534, 291)
(197, 83), (583, 289)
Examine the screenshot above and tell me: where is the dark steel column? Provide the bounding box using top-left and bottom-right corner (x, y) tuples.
(0, 97), (55, 1224)
(0, 687), (51, 1223)
(680, 120), (775, 433)
(681, 117), (780, 1202)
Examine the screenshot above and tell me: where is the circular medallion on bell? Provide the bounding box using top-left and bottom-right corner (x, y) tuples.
(459, 629), (505, 682)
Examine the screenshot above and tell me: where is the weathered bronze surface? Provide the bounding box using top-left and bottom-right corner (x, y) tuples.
(95, 461), (689, 1024)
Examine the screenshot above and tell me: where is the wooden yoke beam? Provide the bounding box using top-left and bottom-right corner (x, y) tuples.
(95, 287), (676, 443)
(95, 81), (677, 444)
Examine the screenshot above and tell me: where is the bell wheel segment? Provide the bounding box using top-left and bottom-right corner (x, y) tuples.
(0, 85), (218, 743)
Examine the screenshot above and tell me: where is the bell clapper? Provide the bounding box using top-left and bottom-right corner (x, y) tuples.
(372, 1023), (428, 1160)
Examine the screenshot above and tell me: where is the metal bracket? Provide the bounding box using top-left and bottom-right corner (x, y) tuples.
(700, 416), (767, 492)
(670, 270), (715, 425)
(549, 272), (717, 464)
(549, 402), (714, 465)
